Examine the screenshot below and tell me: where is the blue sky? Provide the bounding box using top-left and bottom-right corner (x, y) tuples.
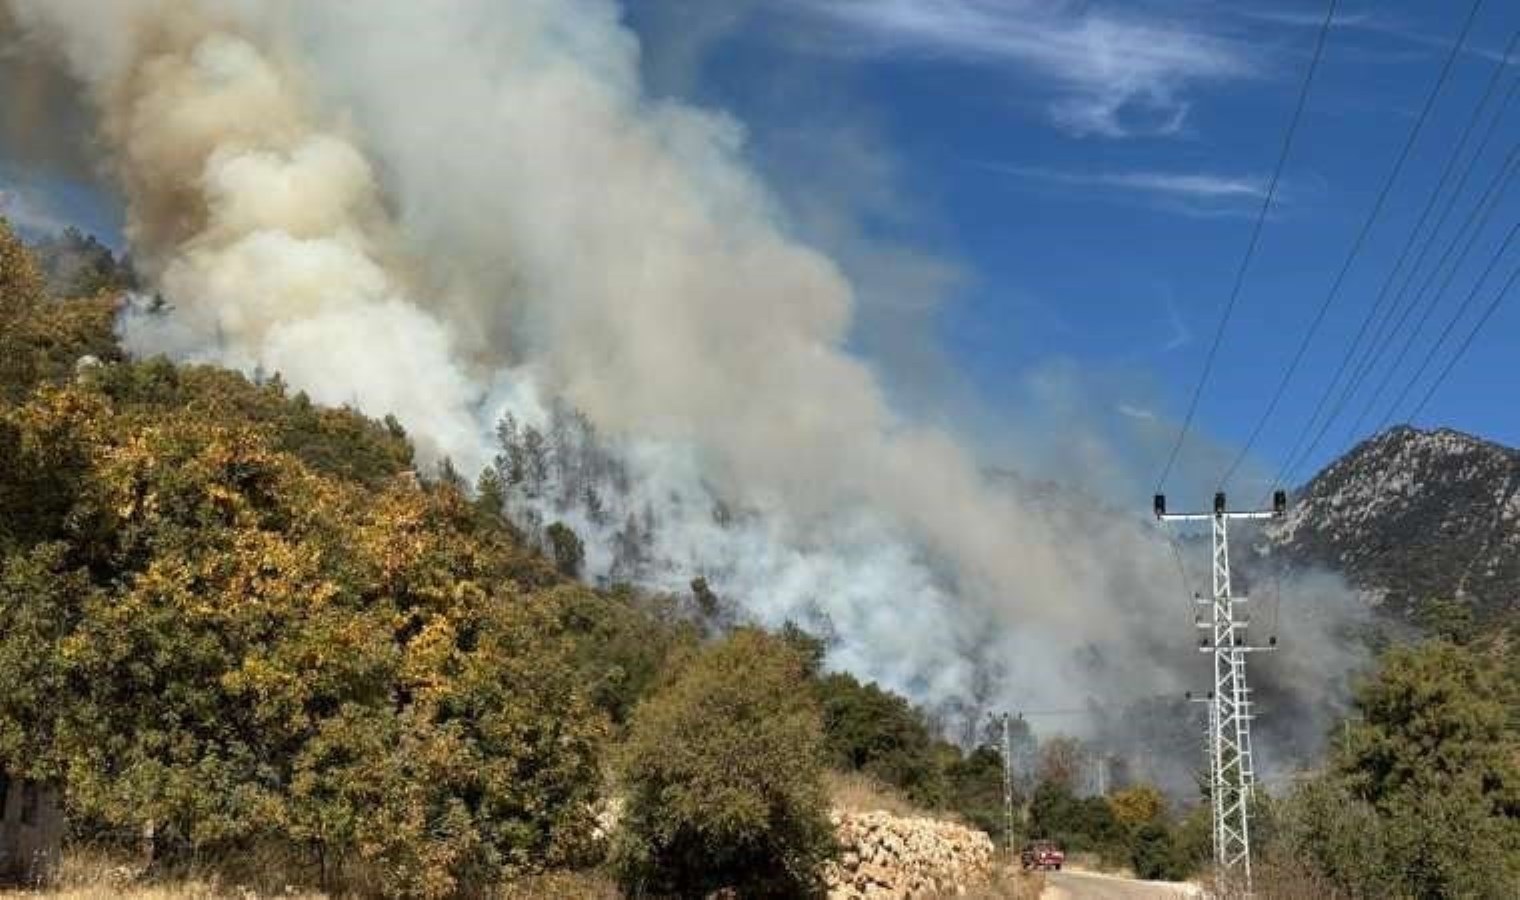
(624, 0), (1520, 500)
(3, 0), (1517, 504)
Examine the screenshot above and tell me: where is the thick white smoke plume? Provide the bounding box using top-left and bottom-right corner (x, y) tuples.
(5, 0), (1364, 757)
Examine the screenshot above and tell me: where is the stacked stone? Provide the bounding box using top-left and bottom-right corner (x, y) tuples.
(824, 810), (995, 899)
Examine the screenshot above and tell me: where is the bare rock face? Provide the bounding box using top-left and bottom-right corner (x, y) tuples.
(824, 810), (994, 899)
(1269, 426), (1520, 620)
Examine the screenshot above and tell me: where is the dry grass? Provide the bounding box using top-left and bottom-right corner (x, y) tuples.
(7, 846), (305, 899)
(0, 847), (328, 899)
(2, 847), (626, 900)
(1248, 861), (1350, 899)
(498, 871), (621, 899)
(825, 770), (975, 825)
(826, 770), (922, 817)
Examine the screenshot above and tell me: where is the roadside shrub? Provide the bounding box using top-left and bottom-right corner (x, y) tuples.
(613, 629), (835, 896)
(944, 744), (1008, 837)
(1129, 821), (1185, 881)
(1030, 782), (1124, 860)
(816, 671), (948, 808)
(1262, 640), (1520, 898)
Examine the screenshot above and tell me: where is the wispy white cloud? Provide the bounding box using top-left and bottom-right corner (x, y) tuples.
(1162, 291), (1191, 352)
(1232, 7), (1370, 30)
(979, 162), (1271, 211)
(778, 0), (1254, 137)
(1117, 403), (1159, 421)
(1235, 5), (1513, 66)
(1089, 170), (1268, 199)
(976, 163), (1281, 219)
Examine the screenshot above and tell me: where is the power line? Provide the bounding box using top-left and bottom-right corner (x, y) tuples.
(1153, 0), (1337, 493)
(1310, 38), (1520, 467)
(1382, 221), (1519, 428)
(1222, 0), (1486, 491)
(1340, 233), (1520, 510)
(1406, 260), (1520, 420)
(1277, 145), (1519, 489)
(1164, 528), (1198, 627)
(1324, 33), (1520, 457)
(1344, 147), (1520, 442)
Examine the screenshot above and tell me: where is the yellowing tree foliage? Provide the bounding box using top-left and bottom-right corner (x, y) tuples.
(0, 377), (610, 895)
(0, 223), (616, 895)
(1108, 785), (1164, 828)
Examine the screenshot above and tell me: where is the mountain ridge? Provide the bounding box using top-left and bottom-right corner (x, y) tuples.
(1271, 425), (1519, 621)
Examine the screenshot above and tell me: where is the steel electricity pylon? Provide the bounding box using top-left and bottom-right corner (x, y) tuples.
(1157, 491), (1285, 896)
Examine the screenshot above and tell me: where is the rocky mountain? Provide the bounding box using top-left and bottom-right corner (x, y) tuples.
(1270, 426), (1520, 621)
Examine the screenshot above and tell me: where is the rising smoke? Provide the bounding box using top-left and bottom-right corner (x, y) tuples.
(3, 0), (1365, 779)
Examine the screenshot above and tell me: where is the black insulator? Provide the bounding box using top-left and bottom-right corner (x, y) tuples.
(1154, 494), (1167, 518)
(1234, 635), (1244, 646)
(1273, 489), (1288, 515)
(1214, 492), (1227, 515)
(1269, 635), (1278, 647)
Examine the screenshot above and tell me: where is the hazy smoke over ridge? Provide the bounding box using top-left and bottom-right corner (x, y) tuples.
(4, 0), (1364, 761)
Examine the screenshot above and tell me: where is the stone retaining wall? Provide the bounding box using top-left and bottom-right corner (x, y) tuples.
(825, 810), (994, 899)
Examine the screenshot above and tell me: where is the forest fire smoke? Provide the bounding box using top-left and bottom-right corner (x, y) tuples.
(4, 0), (1362, 773)
(8, 0), (488, 468)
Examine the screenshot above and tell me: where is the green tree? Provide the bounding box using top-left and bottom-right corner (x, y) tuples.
(546, 521), (585, 578)
(778, 620), (827, 677)
(1266, 640), (1520, 898)
(1030, 781), (1124, 857)
(1414, 597), (1477, 643)
(30, 227), (136, 297)
(944, 744), (1008, 838)
(0, 366), (607, 896)
(1173, 802), (1212, 872)
(1129, 821), (1185, 881)
(1267, 779), (1393, 897)
(2, 220), (119, 401)
(474, 466), (509, 523)
(816, 672), (948, 807)
(1340, 641), (1516, 816)
(613, 629), (835, 897)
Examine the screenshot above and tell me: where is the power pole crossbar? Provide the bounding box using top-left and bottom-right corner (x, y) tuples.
(1158, 491), (1285, 897)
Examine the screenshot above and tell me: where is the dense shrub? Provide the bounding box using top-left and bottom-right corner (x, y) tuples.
(1263, 640), (1520, 898)
(0, 379), (609, 895)
(1129, 821), (1186, 881)
(613, 629), (836, 897)
(1, 222), (120, 402)
(1030, 781), (1123, 857)
(816, 671), (948, 808)
(0, 224), (622, 896)
(944, 745), (1008, 838)
(545, 521), (585, 577)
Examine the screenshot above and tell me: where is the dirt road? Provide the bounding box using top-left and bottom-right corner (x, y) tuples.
(1040, 868), (1204, 899)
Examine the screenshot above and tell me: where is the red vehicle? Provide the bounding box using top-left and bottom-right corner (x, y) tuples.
(1020, 840), (1065, 871)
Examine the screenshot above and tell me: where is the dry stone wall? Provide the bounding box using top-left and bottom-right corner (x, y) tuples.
(825, 810), (994, 899)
